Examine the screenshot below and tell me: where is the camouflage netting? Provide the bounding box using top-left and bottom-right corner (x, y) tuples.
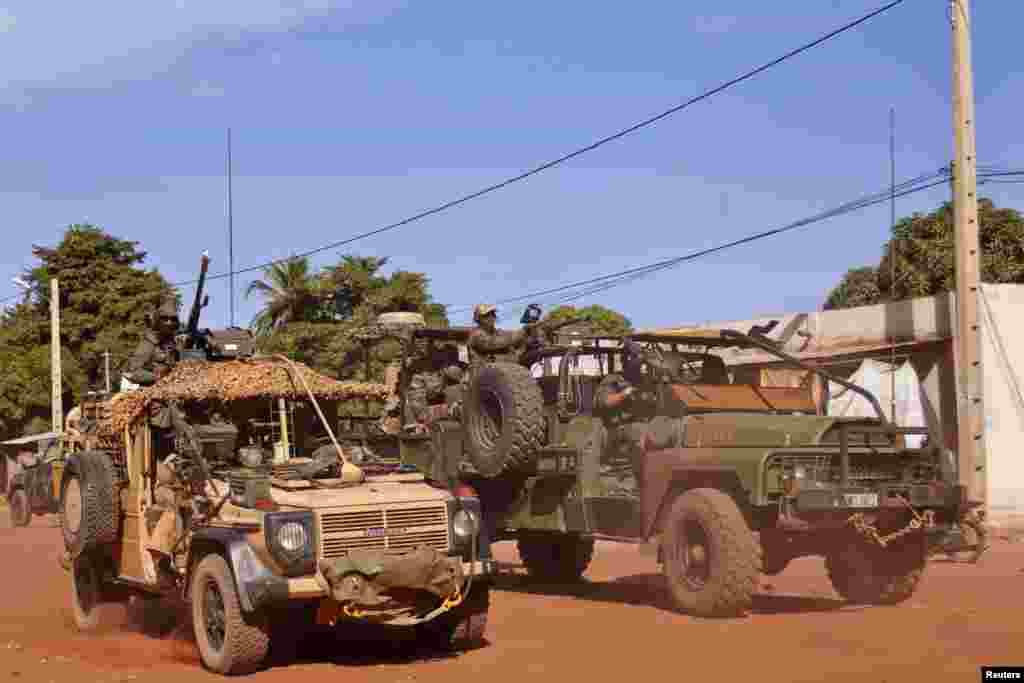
(99, 358), (389, 437)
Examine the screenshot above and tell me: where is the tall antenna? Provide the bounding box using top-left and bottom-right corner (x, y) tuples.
(227, 127), (235, 328)
(889, 107), (897, 424)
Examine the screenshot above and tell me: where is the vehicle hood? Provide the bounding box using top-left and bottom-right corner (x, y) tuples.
(269, 478), (451, 509)
(683, 413), (883, 448)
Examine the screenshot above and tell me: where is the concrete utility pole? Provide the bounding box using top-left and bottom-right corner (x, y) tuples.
(50, 278), (63, 434)
(950, 0), (985, 510)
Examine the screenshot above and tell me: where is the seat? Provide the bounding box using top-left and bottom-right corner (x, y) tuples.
(699, 356), (730, 384)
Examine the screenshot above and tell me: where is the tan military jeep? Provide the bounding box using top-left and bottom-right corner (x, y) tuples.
(60, 356), (492, 675)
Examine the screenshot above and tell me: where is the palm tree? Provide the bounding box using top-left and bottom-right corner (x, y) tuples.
(244, 256), (323, 335)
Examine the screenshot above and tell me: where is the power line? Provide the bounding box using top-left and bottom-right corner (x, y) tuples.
(167, 0), (911, 291)
(448, 169), (953, 319)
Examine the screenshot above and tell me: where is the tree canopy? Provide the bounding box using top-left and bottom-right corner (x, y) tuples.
(543, 303), (633, 337)
(824, 198), (1024, 310)
(0, 224), (173, 439)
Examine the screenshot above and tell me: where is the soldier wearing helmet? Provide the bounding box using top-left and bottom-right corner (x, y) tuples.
(593, 338), (656, 482)
(123, 294), (181, 389)
(467, 304), (531, 365)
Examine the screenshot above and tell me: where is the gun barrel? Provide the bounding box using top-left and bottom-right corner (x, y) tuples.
(186, 253), (210, 338)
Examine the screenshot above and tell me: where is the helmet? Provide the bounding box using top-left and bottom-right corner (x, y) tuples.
(157, 295), (179, 319)
(473, 304), (497, 323)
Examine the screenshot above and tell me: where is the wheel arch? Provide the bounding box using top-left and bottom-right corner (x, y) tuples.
(185, 526), (285, 614)
(645, 466), (750, 540)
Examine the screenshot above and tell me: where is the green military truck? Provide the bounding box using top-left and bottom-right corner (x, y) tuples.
(365, 308), (982, 618)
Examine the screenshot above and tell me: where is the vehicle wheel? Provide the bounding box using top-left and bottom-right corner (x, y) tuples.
(70, 553), (106, 631)
(517, 533), (595, 582)
(9, 489), (31, 527)
(61, 452), (118, 556)
(826, 534), (927, 605)
(190, 553), (270, 675)
(421, 581), (491, 652)
(463, 362), (545, 478)
(661, 488), (761, 617)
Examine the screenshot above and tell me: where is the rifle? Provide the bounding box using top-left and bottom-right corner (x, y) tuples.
(179, 251), (211, 359)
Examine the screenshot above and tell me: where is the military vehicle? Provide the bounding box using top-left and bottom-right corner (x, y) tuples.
(364, 305), (983, 618)
(57, 254), (493, 675)
(2, 431), (64, 527)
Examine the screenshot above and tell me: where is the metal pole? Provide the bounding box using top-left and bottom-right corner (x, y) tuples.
(950, 0), (985, 509)
(50, 278), (63, 434)
(228, 127), (235, 328)
(104, 350), (111, 393)
(889, 107), (897, 428)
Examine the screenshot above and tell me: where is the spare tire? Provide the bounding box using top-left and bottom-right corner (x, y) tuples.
(464, 362), (545, 478)
(61, 451), (119, 556)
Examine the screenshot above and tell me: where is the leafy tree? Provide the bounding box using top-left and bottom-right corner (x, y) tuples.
(257, 253), (450, 390)
(823, 266), (882, 311)
(542, 304), (633, 337)
(245, 256), (328, 335)
(824, 198), (1024, 310)
(24, 224), (173, 387)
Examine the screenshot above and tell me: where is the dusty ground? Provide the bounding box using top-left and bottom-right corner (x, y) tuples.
(1, 508), (1021, 683)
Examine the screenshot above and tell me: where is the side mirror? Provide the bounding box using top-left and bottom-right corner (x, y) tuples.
(202, 295), (210, 308)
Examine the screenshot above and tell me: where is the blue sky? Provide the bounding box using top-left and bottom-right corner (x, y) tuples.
(2, 0), (1022, 332)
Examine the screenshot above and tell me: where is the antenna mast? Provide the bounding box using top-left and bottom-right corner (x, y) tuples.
(227, 127), (235, 328)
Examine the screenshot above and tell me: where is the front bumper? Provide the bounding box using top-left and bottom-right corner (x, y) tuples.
(794, 481), (962, 513)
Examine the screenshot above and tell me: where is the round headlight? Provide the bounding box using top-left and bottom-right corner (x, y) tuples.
(793, 465), (807, 480)
(276, 521), (308, 554)
(452, 509), (478, 539)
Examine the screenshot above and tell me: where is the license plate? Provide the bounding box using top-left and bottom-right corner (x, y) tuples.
(842, 493), (879, 508)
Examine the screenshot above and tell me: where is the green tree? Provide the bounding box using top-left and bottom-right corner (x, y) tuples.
(824, 198), (1024, 310)
(542, 304), (633, 337)
(0, 224), (168, 438)
(245, 256), (329, 335)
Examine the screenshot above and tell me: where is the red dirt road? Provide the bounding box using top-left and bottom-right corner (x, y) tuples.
(1, 508), (1021, 683)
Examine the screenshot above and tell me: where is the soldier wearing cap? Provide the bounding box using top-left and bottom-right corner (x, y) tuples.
(404, 342), (467, 430)
(468, 304), (531, 365)
(123, 294), (181, 389)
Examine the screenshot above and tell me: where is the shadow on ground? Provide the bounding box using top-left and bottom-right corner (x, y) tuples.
(491, 571), (847, 616)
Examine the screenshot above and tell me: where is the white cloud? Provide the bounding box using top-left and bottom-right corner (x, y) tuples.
(693, 15), (738, 35)
(0, 1), (404, 106)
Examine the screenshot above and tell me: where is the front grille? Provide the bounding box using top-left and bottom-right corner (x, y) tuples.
(766, 453), (936, 485)
(318, 505), (450, 559)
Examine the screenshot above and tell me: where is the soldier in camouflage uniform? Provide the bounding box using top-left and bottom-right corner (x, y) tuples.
(593, 339), (657, 485)
(123, 295), (181, 389)
(403, 343), (466, 430)
(467, 304), (531, 365)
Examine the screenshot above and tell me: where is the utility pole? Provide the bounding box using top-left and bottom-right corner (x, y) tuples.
(50, 278), (63, 434)
(950, 0), (985, 510)
(104, 350), (111, 393)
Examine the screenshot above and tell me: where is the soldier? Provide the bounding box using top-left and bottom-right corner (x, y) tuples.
(467, 304), (531, 365)
(122, 295), (181, 389)
(593, 339), (656, 480)
(404, 342), (466, 430)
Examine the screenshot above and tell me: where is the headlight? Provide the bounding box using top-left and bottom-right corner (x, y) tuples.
(452, 509), (478, 539)
(277, 522), (308, 554)
(793, 465), (807, 480)
(264, 511), (316, 576)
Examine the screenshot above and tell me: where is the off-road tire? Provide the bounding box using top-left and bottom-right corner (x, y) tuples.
(517, 533), (595, 583)
(190, 553), (270, 675)
(825, 535), (927, 605)
(421, 581), (491, 651)
(661, 488), (761, 617)
(9, 488), (31, 527)
(463, 362), (544, 478)
(70, 552), (106, 631)
(60, 452), (119, 556)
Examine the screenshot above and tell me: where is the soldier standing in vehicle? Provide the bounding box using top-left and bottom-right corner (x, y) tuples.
(467, 304), (531, 365)
(122, 295), (181, 389)
(593, 339), (656, 481)
(404, 343), (467, 430)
